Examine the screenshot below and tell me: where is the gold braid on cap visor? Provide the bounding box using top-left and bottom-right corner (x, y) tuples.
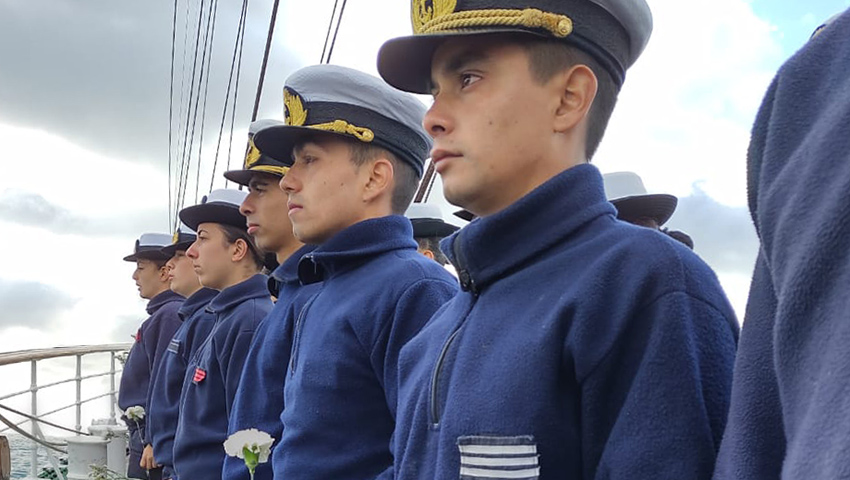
(413, 1), (573, 38)
(244, 142), (290, 176)
(284, 89), (375, 143)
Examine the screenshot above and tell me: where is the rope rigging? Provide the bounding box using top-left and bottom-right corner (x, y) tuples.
(166, 0), (357, 226)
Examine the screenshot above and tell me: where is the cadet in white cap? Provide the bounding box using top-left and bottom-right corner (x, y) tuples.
(145, 225), (218, 480)
(171, 190), (273, 479)
(222, 121), (314, 480)
(405, 203), (459, 265)
(252, 65), (458, 479)
(377, 0), (738, 478)
(120, 233), (184, 480)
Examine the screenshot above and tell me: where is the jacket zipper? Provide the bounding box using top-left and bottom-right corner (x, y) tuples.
(289, 291), (320, 376)
(430, 233), (478, 427)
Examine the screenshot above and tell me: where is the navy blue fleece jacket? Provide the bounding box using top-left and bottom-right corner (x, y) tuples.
(223, 245), (319, 480)
(147, 287), (217, 469)
(394, 164), (739, 480)
(118, 289), (183, 427)
(271, 216), (458, 480)
(172, 274), (271, 479)
(714, 8), (850, 479)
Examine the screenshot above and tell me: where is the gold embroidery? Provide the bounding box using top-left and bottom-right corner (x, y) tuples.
(284, 88), (308, 126)
(249, 165), (290, 176)
(413, 0), (457, 34)
(310, 119), (375, 142)
(417, 7), (573, 38)
(171, 231), (180, 245)
(244, 139), (261, 168)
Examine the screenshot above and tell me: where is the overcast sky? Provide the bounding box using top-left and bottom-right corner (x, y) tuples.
(1, 0), (849, 358)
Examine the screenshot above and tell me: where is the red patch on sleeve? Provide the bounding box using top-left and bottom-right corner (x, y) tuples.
(193, 367), (206, 384)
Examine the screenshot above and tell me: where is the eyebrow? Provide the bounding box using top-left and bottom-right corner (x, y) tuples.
(430, 48), (489, 92)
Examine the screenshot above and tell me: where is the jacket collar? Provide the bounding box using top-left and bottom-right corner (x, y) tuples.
(442, 164), (616, 294)
(297, 215), (417, 284)
(269, 244), (318, 295)
(207, 274), (269, 314)
(146, 290), (184, 315)
(178, 287), (217, 321)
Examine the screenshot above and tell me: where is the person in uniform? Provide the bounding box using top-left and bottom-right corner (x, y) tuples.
(251, 64), (458, 479)
(405, 203), (459, 266)
(603, 171), (694, 248)
(376, 0), (739, 478)
(171, 190), (273, 479)
(222, 120), (318, 480)
(145, 225), (217, 480)
(119, 233), (184, 480)
(714, 9), (850, 480)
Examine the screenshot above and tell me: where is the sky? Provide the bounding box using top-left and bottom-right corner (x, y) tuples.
(0, 0), (848, 431)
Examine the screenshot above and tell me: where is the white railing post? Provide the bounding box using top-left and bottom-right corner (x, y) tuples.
(30, 359), (37, 479)
(110, 352), (117, 424)
(75, 354), (82, 434)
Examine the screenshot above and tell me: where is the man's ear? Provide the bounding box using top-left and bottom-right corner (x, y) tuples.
(552, 64), (597, 133)
(362, 157), (394, 203)
(422, 249), (436, 260)
(158, 264), (170, 283)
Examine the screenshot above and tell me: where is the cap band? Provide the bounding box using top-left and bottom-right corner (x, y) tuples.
(285, 89), (376, 143)
(415, 7), (573, 38)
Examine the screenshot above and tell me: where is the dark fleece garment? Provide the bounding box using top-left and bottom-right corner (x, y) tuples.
(394, 164), (739, 480)
(223, 245), (319, 480)
(714, 8), (850, 480)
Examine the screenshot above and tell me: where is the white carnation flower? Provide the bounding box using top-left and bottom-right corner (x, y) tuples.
(124, 406), (145, 422)
(224, 428), (274, 463)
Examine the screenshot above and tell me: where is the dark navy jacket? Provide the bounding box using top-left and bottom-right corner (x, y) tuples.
(172, 274), (272, 479)
(147, 287), (217, 469)
(118, 289), (183, 427)
(223, 245), (319, 480)
(271, 216), (458, 480)
(714, 9), (850, 479)
(394, 164), (739, 480)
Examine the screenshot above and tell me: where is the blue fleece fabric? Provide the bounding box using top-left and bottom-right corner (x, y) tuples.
(119, 289), (184, 418)
(270, 216), (458, 480)
(222, 245), (319, 480)
(147, 287), (217, 471)
(714, 9), (850, 480)
(172, 274), (272, 480)
(394, 164), (739, 480)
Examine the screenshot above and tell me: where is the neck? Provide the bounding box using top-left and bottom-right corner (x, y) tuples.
(179, 284), (203, 298)
(276, 240), (304, 264)
(147, 284), (170, 300)
(218, 264), (257, 291)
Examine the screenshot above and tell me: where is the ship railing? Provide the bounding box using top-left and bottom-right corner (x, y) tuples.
(0, 344), (131, 479)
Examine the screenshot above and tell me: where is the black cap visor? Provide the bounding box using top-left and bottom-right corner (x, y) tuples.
(179, 203), (247, 232)
(611, 194), (678, 226)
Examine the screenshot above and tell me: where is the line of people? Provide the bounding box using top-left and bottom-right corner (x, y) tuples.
(114, 0), (850, 478)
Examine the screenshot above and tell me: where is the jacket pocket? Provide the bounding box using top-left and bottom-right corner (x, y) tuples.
(457, 435), (539, 479)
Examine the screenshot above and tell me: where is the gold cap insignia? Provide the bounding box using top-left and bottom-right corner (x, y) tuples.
(244, 139), (261, 168)
(413, 0), (457, 34)
(171, 230), (180, 245)
(284, 88), (308, 126)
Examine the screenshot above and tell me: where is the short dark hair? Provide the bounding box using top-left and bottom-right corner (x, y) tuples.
(519, 36), (619, 160)
(218, 223), (265, 269)
(349, 142), (420, 214)
(151, 258), (168, 270)
(416, 236), (449, 266)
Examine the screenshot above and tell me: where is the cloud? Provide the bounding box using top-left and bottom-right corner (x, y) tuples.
(0, 0), (302, 171)
(0, 279), (79, 329)
(666, 185), (760, 276)
(0, 189), (165, 237)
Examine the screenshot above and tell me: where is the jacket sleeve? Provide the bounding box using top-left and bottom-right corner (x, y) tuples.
(373, 278), (457, 419)
(578, 291), (738, 480)
(222, 327), (259, 418)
